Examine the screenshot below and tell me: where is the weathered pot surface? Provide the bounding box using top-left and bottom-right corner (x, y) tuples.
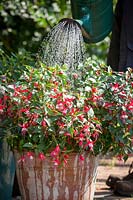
(14, 151), (98, 200)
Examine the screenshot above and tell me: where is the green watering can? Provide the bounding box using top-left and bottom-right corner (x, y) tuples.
(71, 0), (113, 43)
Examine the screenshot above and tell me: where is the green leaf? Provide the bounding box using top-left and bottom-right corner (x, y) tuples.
(23, 142), (33, 148)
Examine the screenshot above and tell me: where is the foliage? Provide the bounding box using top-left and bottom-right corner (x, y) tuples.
(0, 49), (35, 82)
(0, 59), (132, 165)
(0, 0), (71, 52)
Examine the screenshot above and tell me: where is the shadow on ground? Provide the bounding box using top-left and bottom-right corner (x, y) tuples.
(94, 155), (133, 200)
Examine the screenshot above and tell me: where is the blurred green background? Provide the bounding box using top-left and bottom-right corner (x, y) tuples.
(0, 0), (117, 77)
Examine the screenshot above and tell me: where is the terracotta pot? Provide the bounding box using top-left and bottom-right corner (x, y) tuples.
(14, 151), (98, 200)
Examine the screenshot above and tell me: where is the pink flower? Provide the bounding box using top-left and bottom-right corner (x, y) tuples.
(26, 152), (34, 160)
(73, 73), (78, 79)
(64, 132), (71, 137)
(83, 106), (90, 113)
(34, 82), (39, 88)
(78, 114), (85, 121)
(38, 153), (45, 160)
(79, 155), (84, 161)
(119, 91), (126, 99)
(91, 87), (97, 93)
(63, 154), (69, 165)
(50, 92), (62, 99)
(103, 102), (115, 108)
(19, 122), (29, 135)
(69, 107), (76, 115)
(57, 121), (65, 129)
(85, 140), (94, 151)
(111, 83), (120, 90)
(53, 158), (60, 166)
(0, 105), (5, 114)
(41, 119), (47, 127)
(19, 108), (30, 114)
(78, 133), (85, 141)
(120, 111), (128, 120)
(51, 145), (60, 157)
(31, 113), (39, 120)
(116, 154), (124, 161)
(18, 155), (25, 163)
(56, 101), (67, 114)
(79, 155), (85, 164)
(64, 97), (75, 108)
(74, 129), (78, 136)
(126, 100), (133, 111)
(79, 141), (83, 147)
(92, 131), (99, 141)
(82, 125), (90, 134)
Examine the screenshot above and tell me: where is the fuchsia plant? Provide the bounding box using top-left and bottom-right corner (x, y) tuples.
(0, 59), (133, 166)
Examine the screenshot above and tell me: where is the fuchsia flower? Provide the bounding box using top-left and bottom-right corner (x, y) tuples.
(50, 92), (62, 99)
(69, 107), (79, 115)
(78, 133), (85, 141)
(0, 105), (5, 114)
(19, 122), (29, 135)
(79, 155), (85, 164)
(64, 132), (71, 137)
(56, 101), (67, 114)
(111, 83), (120, 92)
(18, 155), (26, 163)
(83, 106), (90, 113)
(103, 102), (115, 108)
(63, 154), (69, 165)
(41, 119), (47, 127)
(81, 125), (90, 134)
(26, 151), (34, 160)
(53, 158), (60, 166)
(84, 140), (94, 151)
(38, 153), (46, 160)
(120, 111), (128, 121)
(116, 154), (124, 161)
(87, 141), (94, 151)
(34, 82), (39, 88)
(73, 73), (78, 79)
(78, 114), (85, 121)
(57, 120), (65, 129)
(0, 98), (6, 114)
(92, 131), (99, 141)
(126, 99), (133, 111)
(51, 145), (60, 157)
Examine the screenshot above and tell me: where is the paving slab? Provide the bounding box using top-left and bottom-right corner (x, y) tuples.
(94, 155), (133, 200)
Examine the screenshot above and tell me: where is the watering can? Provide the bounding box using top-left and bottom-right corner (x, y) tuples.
(71, 0), (113, 43)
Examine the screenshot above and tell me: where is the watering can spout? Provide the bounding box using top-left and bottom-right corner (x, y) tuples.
(71, 0), (113, 43)
(75, 19), (91, 41)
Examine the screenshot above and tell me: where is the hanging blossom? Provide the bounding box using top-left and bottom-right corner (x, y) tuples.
(38, 152), (46, 160)
(19, 122), (29, 135)
(51, 145), (60, 157)
(79, 155), (85, 164)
